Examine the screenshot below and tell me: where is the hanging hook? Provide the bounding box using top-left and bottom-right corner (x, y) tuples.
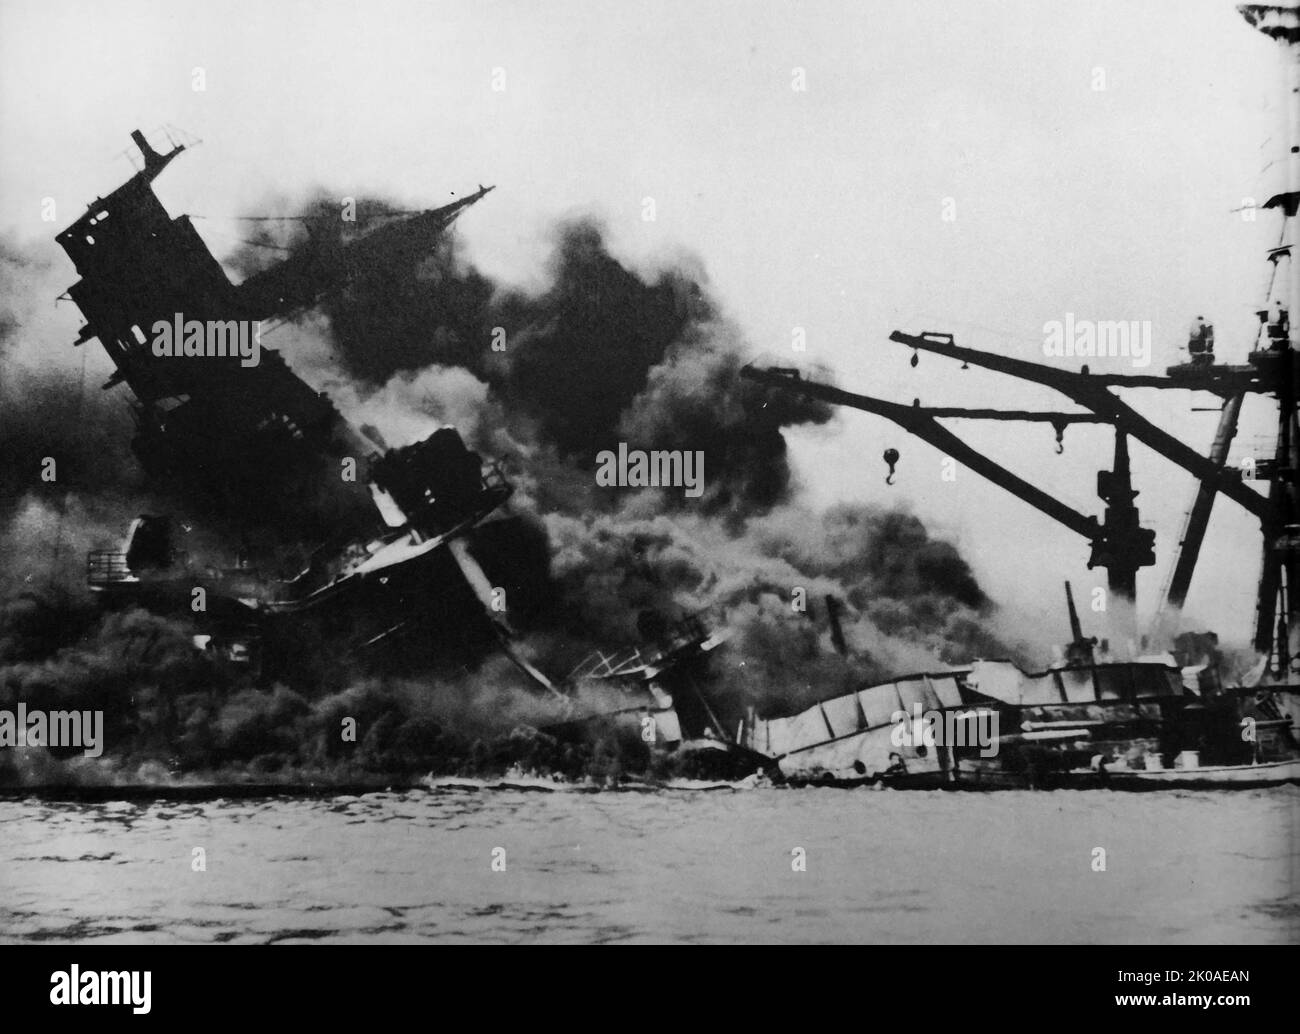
(883, 448), (900, 485)
(1051, 421), (1066, 455)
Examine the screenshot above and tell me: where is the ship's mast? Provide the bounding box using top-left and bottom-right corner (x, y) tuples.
(1240, 4), (1300, 679)
(128, 128), (185, 181)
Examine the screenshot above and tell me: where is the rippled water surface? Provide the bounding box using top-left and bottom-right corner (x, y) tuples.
(2, 786), (1297, 943)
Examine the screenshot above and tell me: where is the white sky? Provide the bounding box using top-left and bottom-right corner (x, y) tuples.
(1, 0), (1294, 645)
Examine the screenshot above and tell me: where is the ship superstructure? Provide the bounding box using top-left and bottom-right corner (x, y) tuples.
(730, 4), (1300, 789)
(57, 131), (734, 764)
(58, 131), (533, 683)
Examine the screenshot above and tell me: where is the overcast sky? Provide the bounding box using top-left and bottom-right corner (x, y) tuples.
(1, 0), (1293, 646)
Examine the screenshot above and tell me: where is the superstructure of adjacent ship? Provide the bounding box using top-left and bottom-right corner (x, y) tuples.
(735, 3), (1300, 790)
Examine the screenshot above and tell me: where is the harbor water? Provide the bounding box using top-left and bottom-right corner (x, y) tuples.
(2, 784), (1297, 944)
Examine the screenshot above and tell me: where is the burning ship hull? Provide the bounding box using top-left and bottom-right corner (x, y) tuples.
(58, 130), (517, 678)
(54, 129), (743, 773)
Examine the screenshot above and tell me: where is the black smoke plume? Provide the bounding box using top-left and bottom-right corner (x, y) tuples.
(0, 197), (1019, 785)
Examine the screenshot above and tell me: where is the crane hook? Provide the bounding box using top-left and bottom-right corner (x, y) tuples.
(1052, 421), (1066, 455)
(883, 447), (900, 485)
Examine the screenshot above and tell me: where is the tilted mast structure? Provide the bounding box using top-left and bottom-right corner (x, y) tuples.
(57, 129), (496, 518)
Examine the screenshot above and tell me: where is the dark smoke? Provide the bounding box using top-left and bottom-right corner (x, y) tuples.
(0, 240), (154, 593)
(0, 195), (1019, 786)
(250, 205), (834, 520)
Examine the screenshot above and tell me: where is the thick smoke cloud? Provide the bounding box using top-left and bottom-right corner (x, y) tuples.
(248, 204), (834, 520)
(0, 241), (151, 592)
(0, 193), (1025, 785)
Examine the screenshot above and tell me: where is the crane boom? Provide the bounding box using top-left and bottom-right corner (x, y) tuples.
(888, 331), (1272, 526)
(739, 366), (1101, 540)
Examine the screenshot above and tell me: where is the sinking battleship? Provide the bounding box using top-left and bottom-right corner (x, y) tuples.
(57, 128), (727, 759)
(732, 3), (1300, 790)
(56, 5), (1300, 790)
(60, 129), (530, 683)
